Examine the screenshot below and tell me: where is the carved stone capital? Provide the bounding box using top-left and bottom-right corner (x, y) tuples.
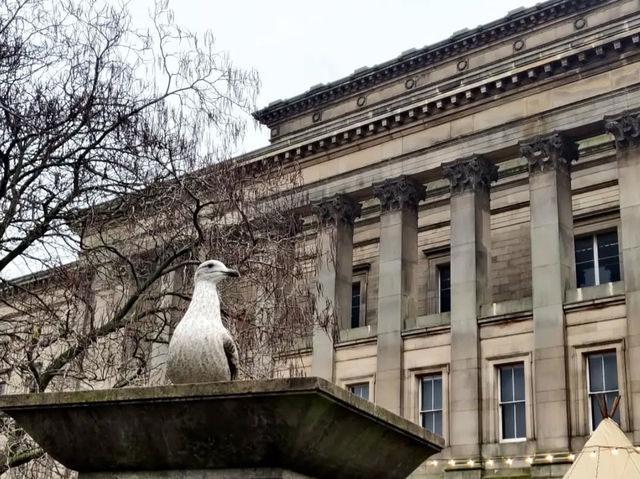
(519, 133), (579, 174)
(442, 155), (498, 195)
(311, 194), (361, 227)
(604, 110), (640, 150)
(372, 176), (426, 212)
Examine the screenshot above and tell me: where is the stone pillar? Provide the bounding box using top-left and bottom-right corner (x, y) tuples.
(372, 176), (426, 415)
(520, 133), (578, 452)
(310, 194), (361, 381)
(443, 155), (497, 461)
(605, 110), (640, 441)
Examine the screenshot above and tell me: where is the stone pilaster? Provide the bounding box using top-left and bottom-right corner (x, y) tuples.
(605, 109), (640, 442)
(373, 176), (426, 414)
(520, 132), (578, 453)
(310, 194), (361, 381)
(443, 155), (497, 460)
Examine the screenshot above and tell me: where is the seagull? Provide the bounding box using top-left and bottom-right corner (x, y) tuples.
(165, 260), (240, 384)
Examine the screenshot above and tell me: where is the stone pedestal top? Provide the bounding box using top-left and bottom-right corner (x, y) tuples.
(0, 377), (443, 479)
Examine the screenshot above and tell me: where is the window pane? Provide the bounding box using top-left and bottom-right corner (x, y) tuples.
(575, 236), (595, 287)
(422, 412), (434, 432)
(588, 355), (604, 392)
(351, 282), (360, 328)
(500, 367), (513, 402)
(421, 379), (433, 410)
(502, 403), (515, 439)
(439, 265), (451, 313)
(350, 384), (369, 400)
(434, 411), (443, 436)
(603, 353), (618, 391)
(597, 232), (619, 260)
(433, 377), (442, 409)
(598, 257), (620, 284)
(513, 365), (525, 402)
(591, 395), (605, 429)
(515, 402), (526, 439)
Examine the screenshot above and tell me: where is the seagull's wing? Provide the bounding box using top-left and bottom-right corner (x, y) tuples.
(222, 329), (239, 380)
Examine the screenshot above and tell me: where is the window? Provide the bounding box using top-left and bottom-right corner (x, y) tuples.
(575, 231), (620, 287)
(349, 383), (369, 400)
(499, 363), (525, 441)
(437, 264), (451, 313)
(351, 281), (361, 328)
(420, 374), (443, 435)
(587, 351), (620, 430)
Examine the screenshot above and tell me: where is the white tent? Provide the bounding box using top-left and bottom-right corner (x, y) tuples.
(563, 418), (640, 478)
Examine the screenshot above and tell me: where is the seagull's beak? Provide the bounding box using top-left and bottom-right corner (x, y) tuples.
(224, 268), (240, 278)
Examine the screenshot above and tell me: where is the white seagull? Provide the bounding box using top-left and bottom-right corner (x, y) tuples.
(166, 260), (240, 384)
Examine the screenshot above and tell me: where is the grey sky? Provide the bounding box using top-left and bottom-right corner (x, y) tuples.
(164, 0), (540, 153)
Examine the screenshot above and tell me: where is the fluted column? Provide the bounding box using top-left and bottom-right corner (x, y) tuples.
(605, 110), (640, 441)
(373, 176), (426, 414)
(520, 132), (578, 452)
(311, 194), (362, 381)
(443, 155), (497, 460)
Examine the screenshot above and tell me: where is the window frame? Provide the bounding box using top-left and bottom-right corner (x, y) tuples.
(350, 264), (369, 329)
(406, 364), (449, 444)
(497, 363), (526, 443)
(437, 263), (451, 313)
(340, 374), (375, 403)
(423, 247), (451, 316)
(347, 382), (370, 401)
(572, 214), (622, 288)
(419, 373), (444, 436)
(571, 341), (628, 437)
(586, 350), (621, 432)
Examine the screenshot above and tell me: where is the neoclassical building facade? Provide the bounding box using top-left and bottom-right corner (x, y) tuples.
(245, 0), (640, 477)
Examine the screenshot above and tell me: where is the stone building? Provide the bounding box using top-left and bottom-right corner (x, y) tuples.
(246, 0), (640, 477)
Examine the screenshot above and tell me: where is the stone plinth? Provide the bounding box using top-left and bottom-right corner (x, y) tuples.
(0, 377), (443, 479)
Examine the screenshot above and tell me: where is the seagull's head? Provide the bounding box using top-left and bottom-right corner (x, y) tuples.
(194, 260), (240, 285)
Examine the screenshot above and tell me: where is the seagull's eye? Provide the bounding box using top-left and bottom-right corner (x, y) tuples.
(207, 264), (214, 269)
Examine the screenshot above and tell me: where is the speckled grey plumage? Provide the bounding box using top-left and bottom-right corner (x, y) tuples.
(166, 260), (239, 384)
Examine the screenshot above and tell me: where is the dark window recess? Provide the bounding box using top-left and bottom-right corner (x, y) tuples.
(500, 364), (526, 440)
(575, 231), (620, 288)
(351, 282), (361, 328)
(588, 351), (620, 430)
(438, 264), (451, 313)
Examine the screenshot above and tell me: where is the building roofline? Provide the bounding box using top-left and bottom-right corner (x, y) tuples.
(252, 0), (605, 127)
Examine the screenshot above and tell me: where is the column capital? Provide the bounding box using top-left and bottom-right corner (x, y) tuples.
(311, 194), (361, 227)
(442, 155), (498, 195)
(604, 109), (640, 150)
(519, 132), (578, 174)
(372, 176), (426, 213)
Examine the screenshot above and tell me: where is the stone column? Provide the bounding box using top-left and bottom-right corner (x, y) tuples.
(310, 194), (361, 381)
(605, 110), (640, 441)
(520, 133), (578, 452)
(372, 176), (426, 415)
(443, 155), (497, 461)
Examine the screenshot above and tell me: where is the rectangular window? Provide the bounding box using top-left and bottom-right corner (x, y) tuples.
(499, 363), (526, 440)
(437, 264), (451, 313)
(420, 374), (443, 435)
(575, 231), (620, 288)
(587, 351), (620, 430)
(349, 383), (369, 400)
(351, 282), (361, 328)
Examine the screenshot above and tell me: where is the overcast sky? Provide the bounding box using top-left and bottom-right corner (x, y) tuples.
(154, 0), (541, 153)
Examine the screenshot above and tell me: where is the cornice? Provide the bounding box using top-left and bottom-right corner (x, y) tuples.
(252, 0), (606, 127)
(242, 30), (640, 177)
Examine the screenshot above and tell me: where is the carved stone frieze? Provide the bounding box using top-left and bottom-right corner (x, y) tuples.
(311, 194), (361, 227)
(519, 133), (579, 174)
(442, 155), (498, 195)
(604, 110), (640, 150)
(373, 176), (426, 212)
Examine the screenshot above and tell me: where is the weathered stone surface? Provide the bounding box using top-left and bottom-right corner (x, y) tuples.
(520, 133), (578, 175)
(442, 155), (498, 195)
(311, 194), (361, 227)
(0, 378), (443, 479)
(605, 109), (640, 149)
(373, 175), (426, 212)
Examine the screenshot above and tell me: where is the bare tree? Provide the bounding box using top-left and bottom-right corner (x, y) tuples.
(0, 0), (316, 476)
